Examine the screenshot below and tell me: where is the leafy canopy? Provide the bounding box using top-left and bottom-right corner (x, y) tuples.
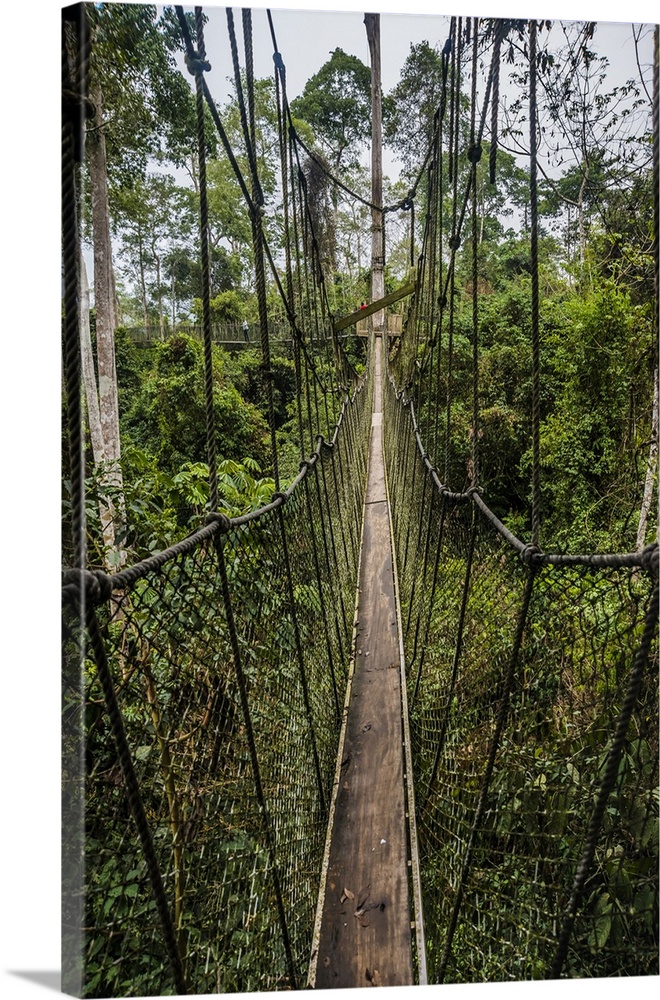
(291, 48), (371, 168)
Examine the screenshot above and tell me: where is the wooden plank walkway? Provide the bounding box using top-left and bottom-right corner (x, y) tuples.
(311, 336), (414, 990)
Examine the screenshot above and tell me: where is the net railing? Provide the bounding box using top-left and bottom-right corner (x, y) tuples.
(384, 374), (658, 982)
(62, 372), (372, 998)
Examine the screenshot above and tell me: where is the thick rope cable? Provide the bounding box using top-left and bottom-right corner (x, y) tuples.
(214, 534), (298, 988)
(273, 45), (306, 459)
(653, 27), (659, 367)
(489, 23), (503, 185)
(266, 11), (359, 392)
(175, 6), (255, 214)
(226, 8), (263, 206)
(469, 18), (480, 490)
(190, 6), (219, 510)
(529, 18), (541, 547)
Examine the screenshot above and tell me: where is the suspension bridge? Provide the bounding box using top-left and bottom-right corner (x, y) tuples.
(62, 7), (659, 997)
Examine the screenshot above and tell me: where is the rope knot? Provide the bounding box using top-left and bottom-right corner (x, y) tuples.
(449, 234), (461, 251)
(520, 543), (541, 566)
(205, 511), (231, 533)
(640, 543), (659, 577)
(272, 491), (287, 505)
(62, 568), (113, 606)
(184, 51), (212, 76)
(468, 143), (483, 164)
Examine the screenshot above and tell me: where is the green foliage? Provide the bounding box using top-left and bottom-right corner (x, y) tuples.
(384, 41), (446, 171)
(291, 48), (371, 169)
(192, 290), (245, 324)
(224, 349), (297, 430)
(121, 335), (270, 474)
(87, 3), (201, 183)
(536, 280), (655, 549)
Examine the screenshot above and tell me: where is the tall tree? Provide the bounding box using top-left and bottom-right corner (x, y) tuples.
(291, 48), (371, 170)
(83, 4), (197, 564)
(384, 40), (446, 172)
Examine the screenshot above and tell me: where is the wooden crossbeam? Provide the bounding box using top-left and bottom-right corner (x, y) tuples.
(333, 281), (415, 333)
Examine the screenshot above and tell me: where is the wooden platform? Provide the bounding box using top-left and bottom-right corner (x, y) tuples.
(311, 337), (414, 990)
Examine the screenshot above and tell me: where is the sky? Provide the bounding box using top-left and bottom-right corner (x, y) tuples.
(198, 4), (654, 104)
(1, 3), (659, 1000)
(178, 4), (655, 182)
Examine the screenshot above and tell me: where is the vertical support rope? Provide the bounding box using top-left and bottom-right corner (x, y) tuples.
(303, 474), (341, 722)
(529, 19), (541, 547)
(421, 509), (478, 805)
(192, 6), (218, 510)
(653, 27), (659, 377)
(276, 505), (327, 814)
(489, 24), (503, 185)
(445, 17), (461, 485)
(469, 18), (480, 490)
(411, 503), (448, 708)
(215, 535), (298, 988)
(226, 6), (280, 488)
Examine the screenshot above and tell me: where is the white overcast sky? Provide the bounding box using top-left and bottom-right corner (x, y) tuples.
(184, 3), (655, 183)
(196, 3), (655, 105)
(1, 3), (659, 1000)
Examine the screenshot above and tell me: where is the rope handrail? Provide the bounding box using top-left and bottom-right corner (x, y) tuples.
(388, 369), (659, 574)
(62, 371), (368, 602)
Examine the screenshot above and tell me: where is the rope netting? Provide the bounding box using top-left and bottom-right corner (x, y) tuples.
(386, 16), (659, 982)
(62, 6), (371, 996)
(63, 393), (371, 996)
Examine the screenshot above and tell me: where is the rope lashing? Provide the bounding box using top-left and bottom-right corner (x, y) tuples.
(640, 541), (659, 576)
(62, 568), (113, 606)
(519, 542), (542, 566)
(204, 511), (232, 533)
(183, 50), (211, 75)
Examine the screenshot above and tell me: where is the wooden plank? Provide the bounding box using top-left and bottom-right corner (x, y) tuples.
(313, 337), (413, 990)
(333, 282), (415, 333)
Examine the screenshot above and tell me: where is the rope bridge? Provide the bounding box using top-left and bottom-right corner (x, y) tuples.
(62, 7), (658, 996)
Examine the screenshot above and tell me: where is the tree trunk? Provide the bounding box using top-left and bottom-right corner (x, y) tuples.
(138, 230), (148, 330)
(80, 257), (120, 557)
(88, 81), (125, 568)
(636, 367), (659, 551)
(365, 12), (384, 331)
(80, 257), (105, 466)
(155, 250), (164, 339)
